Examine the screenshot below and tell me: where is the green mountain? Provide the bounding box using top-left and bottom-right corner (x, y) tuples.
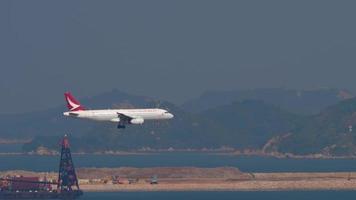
(182, 88), (353, 115)
(4, 89), (356, 156)
(278, 98), (356, 156)
(0, 89), (159, 138)
(199, 100), (301, 149)
(23, 100), (301, 153)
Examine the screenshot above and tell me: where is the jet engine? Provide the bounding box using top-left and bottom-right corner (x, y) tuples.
(110, 118), (121, 122)
(130, 118), (144, 124)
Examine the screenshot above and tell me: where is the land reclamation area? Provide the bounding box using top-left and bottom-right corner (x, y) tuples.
(2, 167), (356, 192)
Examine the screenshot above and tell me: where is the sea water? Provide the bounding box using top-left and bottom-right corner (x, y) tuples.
(0, 153), (355, 172)
(82, 191), (356, 200)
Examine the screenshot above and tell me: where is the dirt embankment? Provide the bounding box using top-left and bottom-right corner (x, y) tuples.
(77, 167), (246, 179)
(2, 167), (356, 191)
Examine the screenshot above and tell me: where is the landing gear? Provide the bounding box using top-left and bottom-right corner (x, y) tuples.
(117, 124), (126, 129)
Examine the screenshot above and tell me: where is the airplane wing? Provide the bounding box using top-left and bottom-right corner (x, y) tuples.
(117, 112), (135, 121)
(117, 112), (144, 125)
(68, 113), (79, 117)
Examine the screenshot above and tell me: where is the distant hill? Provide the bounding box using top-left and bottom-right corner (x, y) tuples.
(0, 89), (160, 139)
(277, 98), (356, 156)
(23, 100), (301, 153)
(182, 88), (353, 115)
(3, 88), (356, 157)
(199, 100), (301, 149)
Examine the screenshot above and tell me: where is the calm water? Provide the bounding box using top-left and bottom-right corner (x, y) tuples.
(0, 143), (355, 172)
(0, 144), (23, 153)
(83, 191), (356, 200)
(0, 145), (356, 199)
(0, 153), (356, 172)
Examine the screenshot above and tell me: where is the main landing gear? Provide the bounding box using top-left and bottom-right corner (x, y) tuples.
(117, 124), (126, 129)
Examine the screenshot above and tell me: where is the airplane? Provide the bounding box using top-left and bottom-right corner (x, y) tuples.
(63, 92), (174, 129)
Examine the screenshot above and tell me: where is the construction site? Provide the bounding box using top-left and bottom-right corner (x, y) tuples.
(0, 135), (83, 199)
(0, 136), (356, 199)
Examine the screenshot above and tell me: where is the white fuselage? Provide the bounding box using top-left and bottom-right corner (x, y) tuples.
(63, 108), (174, 123)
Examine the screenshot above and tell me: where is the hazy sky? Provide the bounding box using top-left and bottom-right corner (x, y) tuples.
(1, 0), (356, 113)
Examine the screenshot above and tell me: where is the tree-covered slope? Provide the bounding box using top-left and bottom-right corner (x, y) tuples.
(23, 100), (301, 152)
(278, 98), (356, 156)
(5, 89), (356, 156)
(182, 88), (352, 115)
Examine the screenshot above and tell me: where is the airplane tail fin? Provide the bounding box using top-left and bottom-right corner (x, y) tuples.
(64, 92), (85, 111)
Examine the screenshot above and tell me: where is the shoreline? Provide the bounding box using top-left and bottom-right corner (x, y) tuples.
(80, 174), (356, 192)
(1, 168), (356, 192)
(80, 181), (356, 192)
(0, 151), (355, 160)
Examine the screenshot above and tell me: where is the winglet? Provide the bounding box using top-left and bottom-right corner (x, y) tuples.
(64, 92), (85, 111)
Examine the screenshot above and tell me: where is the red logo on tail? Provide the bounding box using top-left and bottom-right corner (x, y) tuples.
(64, 92), (85, 111)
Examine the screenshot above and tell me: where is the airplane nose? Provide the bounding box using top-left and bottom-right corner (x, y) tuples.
(167, 113), (174, 119)
(63, 112), (69, 116)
